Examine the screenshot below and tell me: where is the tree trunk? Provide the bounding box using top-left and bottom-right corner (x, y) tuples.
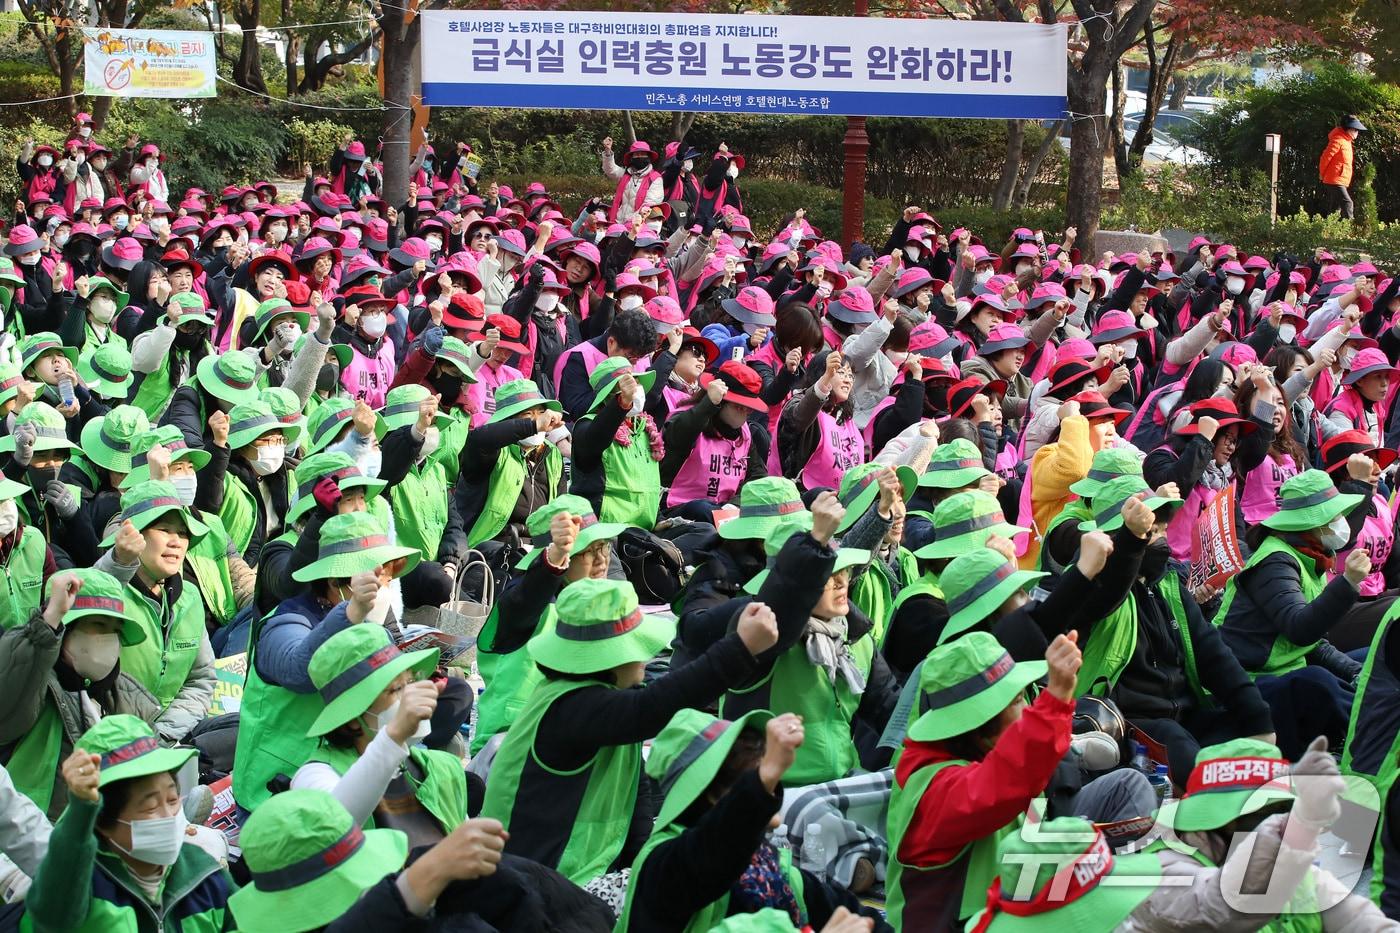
(1168, 74), (1188, 109)
(992, 119), (1025, 211)
(1110, 63), (1130, 182)
(56, 28), (76, 115)
(380, 7), (419, 209)
(91, 96), (113, 131)
(283, 0), (297, 99)
(1129, 29), (1182, 165)
(621, 111), (637, 145)
(233, 0), (267, 95)
(1013, 120), (1065, 209)
(669, 112), (697, 144)
(300, 30), (377, 94)
(1065, 66), (1112, 260)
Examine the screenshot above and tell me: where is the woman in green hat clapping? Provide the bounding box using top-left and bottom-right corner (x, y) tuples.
(24, 714), (232, 931)
(0, 569), (147, 820)
(128, 292), (216, 422)
(97, 481), (215, 743)
(2, 401), (99, 568)
(480, 576), (782, 888)
(570, 356), (663, 530)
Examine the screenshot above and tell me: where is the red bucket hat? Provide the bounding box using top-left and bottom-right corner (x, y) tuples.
(1176, 398), (1256, 436)
(701, 360), (766, 412)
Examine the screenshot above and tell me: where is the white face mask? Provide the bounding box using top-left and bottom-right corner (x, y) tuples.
(18, 252), (41, 266)
(1319, 514), (1351, 551)
(63, 628), (122, 682)
(1340, 348), (1356, 367)
(36, 155), (52, 168)
(618, 294), (644, 312)
(250, 442), (286, 476)
(1119, 340), (1138, 360)
(816, 281), (833, 299)
(646, 220), (663, 235)
(424, 234), (443, 253)
(519, 431), (546, 448)
(1278, 323), (1297, 344)
(726, 164), (739, 179)
(53, 231), (70, 249)
(360, 313), (387, 339)
(266, 223), (287, 243)
(78, 126), (92, 138)
(1015, 262), (1033, 276)
(0, 499), (17, 537)
(884, 349), (908, 368)
(731, 236), (748, 251)
(112, 214), (129, 231)
(373, 700), (431, 742)
(358, 448), (382, 480)
(145, 158), (158, 171)
(171, 474), (197, 507)
(974, 268), (994, 286)
(90, 294), (118, 324)
(149, 217), (169, 235)
(1225, 277), (1246, 296)
(682, 159), (694, 172)
(628, 386), (645, 418)
(535, 293), (561, 314)
(113, 811), (187, 867)
(417, 426), (440, 464)
(905, 245), (922, 263)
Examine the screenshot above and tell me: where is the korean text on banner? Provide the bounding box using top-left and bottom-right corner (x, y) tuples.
(1190, 486), (1246, 592)
(421, 11), (1066, 120)
(83, 28), (216, 99)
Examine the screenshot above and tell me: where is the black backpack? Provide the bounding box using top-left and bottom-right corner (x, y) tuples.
(617, 526), (687, 604)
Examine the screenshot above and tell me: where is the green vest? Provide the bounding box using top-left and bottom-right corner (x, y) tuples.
(390, 458), (451, 562)
(1078, 575), (1206, 700)
(466, 443), (563, 548)
(77, 322), (127, 370)
(0, 526), (46, 630)
(131, 346), (205, 422)
(884, 572), (943, 650)
(480, 677), (641, 886)
(185, 510), (238, 627)
(851, 547), (918, 647)
(1038, 501), (1093, 573)
(232, 608), (326, 810)
(1142, 838), (1322, 932)
(438, 410), (470, 482)
(1213, 536), (1325, 677)
(6, 695), (63, 815)
(581, 414), (660, 530)
(306, 741), (468, 835)
(119, 577), (207, 711)
(471, 603), (554, 756)
(722, 630), (875, 786)
(218, 472), (258, 559)
(1342, 601), (1400, 907)
(885, 758), (1013, 930)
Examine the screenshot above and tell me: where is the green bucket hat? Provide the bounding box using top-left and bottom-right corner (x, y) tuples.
(120, 425), (212, 488)
(585, 356), (656, 416)
(1079, 474), (1183, 533)
(647, 707), (773, 830)
(251, 298), (311, 341)
(101, 479), (210, 545)
(168, 291), (217, 327)
(913, 490), (1028, 560)
(84, 276), (129, 313)
(260, 386), (308, 444)
(836, 463), (916, 534)
(1260, 468), (1365, 532)
(0, 257), (22, 288)
(718, 476), (812, 542)
(79, 405), (150, 473)
(0, 402), (74, 453)
(906, 631), (1047, 742)
(0, 476), (30, 502)
(526, 578), (675, 674)
(75, 714), (196, 788)
(1068, 447), (1144, 499)
(228, 789), (408, 933)
(306, 397), (357, 454)
(435, 335), (480, 383)
(195, 350), (261, 406)
(0, 361), (23, 407)
(378, 383), (453, 435)
(488, 378), (560, 425)
(307, 624), (439, 736)
(938, 547), (1048, 644)
(918, 438), (993, 490)
(227, 400), (297, 450)
(287, 451), (387, 524)
(18, 332), (78, 373)
(79, 343), (135, 398)
(1164, 738), (1294, 833)
(294, 334), (352, 370)
(292, 510), (421, 582)
(46, 567), (145, 646)
(744, 545), (869, 596)
(966, 817), (1161, 932)
(516, 493), (629, 569)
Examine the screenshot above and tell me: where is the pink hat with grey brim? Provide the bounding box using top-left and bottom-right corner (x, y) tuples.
(100, 236), (143, 271)
(828, 286), (877, 325)
(1343, 347), (1399, 385)
(645, 296), (687, 333)
(910, 321), (960, 359)
(1091, 310), (1147, 345)
(892, 267), (937, 299)
(615, 273), (658, 303)
(979, 324), (1033, 356)
(721, 286), (776, 326)
(797, 257), (848, 291)
(3, 225), (42, 257)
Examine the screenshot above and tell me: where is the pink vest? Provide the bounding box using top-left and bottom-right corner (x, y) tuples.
(1334, 493), (1396, 597)
(661, 383), (694, 419)
(666, 422), (752, 507)
(466, 360), (523, 428)
(748, 340), (797, 476)
(1240, 453), (1297, 526)
(341, 340), (396, 409)
(551, 339), (607, 396)
(1165, 475), (1214, 562)
(862, 395), (898, 453)
(1325, 387), (1390, 448)
(608, 170), (662, 223)
(801, 409), (863, 491)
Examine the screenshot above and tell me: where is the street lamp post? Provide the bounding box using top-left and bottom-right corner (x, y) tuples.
(841, 0), (870, 250)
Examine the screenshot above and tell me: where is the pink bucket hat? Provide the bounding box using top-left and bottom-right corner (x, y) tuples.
(721, 286), (776, 326)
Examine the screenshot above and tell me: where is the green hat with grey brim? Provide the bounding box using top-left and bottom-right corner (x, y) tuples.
(434, 335), (479, 384)
(1079, 474), (1183, 533)
(169, 291), (217, 328)
(260, 386), (308, 442)
(744, 544), (870, 596)
(718, 476), (812, 542)
(836, 462), (916, 534)
(18, 332), (78, 373)
(378, 383), (452, 435)
(913, 490), (1028, 560)
(294, 334), (351, 370)
(907, 631), (1047, 742)
(487, 378), (560, 425)
(76, 714), (196, 788)
(287, 451), (387, 524)
(526, 578), (675, 674)
(1160, 738), (1294, 834)
(46, 567), (145, 646)
(0, 402), (74, 453)
(293, 510), (420, 582)
(306, 397), (357, 454)
(84, 276), (129, 313)
(78, 343), (135, 398)
(1260, 468), (1365, 532)
(647, 707), (774, 831)
(251, 298), (311, 341)
(79, 404), (150, 473)
(516, 493), (629, 569)
(100, 479), (210, 545)
(120, 425), (212, 488)
(307, 623), (439, 736)
(0, 361), (23, 407)
(966, 816), (1161, 933)
(585, 356), (656, 417)
(1068, 446), (1144, 499)
(0, 257), (22, 288)
(195, 350), (261, 406)
(918, 438), (993, 490)
(938, 547), (1047, 644)
(228, 399), (302, 450)
(228, 789), (407, 933)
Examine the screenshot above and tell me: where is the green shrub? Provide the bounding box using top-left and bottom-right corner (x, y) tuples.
(285, 117), (355, 175)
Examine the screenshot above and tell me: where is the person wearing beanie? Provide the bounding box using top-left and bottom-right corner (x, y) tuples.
(1319, 114), (1366, 220)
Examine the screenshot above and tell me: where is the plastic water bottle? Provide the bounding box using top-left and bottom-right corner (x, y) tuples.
(1154, 763), (1173, 803)
(801, 823), (827, 881)
(1131, 741), (1152, 774)
(771, 824), (790, 852)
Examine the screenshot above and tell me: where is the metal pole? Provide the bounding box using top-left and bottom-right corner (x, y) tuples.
(1264, 133), (1281, 227)
(840, 0), (870, 250)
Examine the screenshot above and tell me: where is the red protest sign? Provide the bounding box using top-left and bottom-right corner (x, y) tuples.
(1190, 485), (1245, 591)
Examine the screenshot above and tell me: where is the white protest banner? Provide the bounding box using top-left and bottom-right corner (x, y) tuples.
(83, 28), (216, 98)
(421, 11), (1066, 120)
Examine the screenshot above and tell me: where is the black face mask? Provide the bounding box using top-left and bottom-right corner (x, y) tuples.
(1139, 537), (1172, 584)
(316, 363), (341, 395)
(27, 464), (60, 491)
(432, 372), (463, 402)
(629, 157), (651, 172)
(174, 328), (205, 350)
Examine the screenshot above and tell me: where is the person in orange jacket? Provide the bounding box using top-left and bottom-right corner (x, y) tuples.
(1318, 115), (1366, 220)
